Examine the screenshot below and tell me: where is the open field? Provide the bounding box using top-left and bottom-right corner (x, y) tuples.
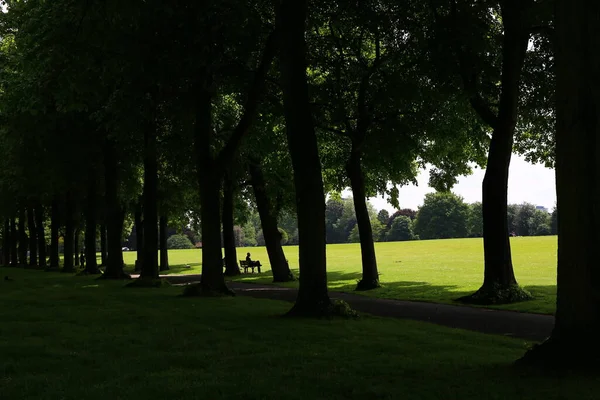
(121, 236), (557, 315)
(0, 267), (594, 400)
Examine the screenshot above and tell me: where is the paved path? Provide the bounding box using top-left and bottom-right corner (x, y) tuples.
(148, 274), (554, 341)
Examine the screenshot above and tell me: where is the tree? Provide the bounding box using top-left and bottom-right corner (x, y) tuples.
(386, 216), (416, 242)
(550, 205), (557, 235)
(467, 202), (483, 238)
(517, 0), (600, 367)
(414, 192), (469, 240)
(277, 0), (332, 316)
(377, 209), (389, 225)
(167, 234), (194, 250)
(515, 203), (537, 236)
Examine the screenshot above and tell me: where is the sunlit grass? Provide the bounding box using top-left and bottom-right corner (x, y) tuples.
(120, 236), (558, 314)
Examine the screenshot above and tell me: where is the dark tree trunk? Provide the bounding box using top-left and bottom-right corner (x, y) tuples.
(459, 2), (530, 304)
(18, 207), (27, 266)
(2, 219), (9, 265)
(27, 206), (37, 267)
(74, 229), (80, 267)
(346, 152), (379, 290)
(101, 140), (129, 279)
(100, 224), (107, 266)
(134, 206), (144, 272)
(193, 92), (231, 294)
(249, 162), (293, 282)
(35, 205), (46, 268)
(277, 0), (331, 316)
(140, 118), (159, 280)
(159, 215), (169, 272)
(517, 0), (600, 368)
(9, 217), (17, 265)
(49, 198), (60, 269)
(222, 173), (239, 276)
(85, 175), (100, 274)
(62, 193), (75, 273)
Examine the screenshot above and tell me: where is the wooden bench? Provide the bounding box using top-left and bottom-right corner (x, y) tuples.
(239, 260), (261, 274)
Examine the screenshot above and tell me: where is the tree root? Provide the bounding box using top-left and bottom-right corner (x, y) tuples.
(76, 269), (102, 276)
(96, 271), (132, 280)
(515, 337), (600, 373)
(126, 277), (171, 288)
(181, 282), (236, 297)
(355, 278), (380, 291)
(456, 283), (533, 305)
(285, 299), (359, 319)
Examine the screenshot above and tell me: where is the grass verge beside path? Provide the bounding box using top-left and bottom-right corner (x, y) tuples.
(0, 268), (595, 400)
(120, 236), (557, 314)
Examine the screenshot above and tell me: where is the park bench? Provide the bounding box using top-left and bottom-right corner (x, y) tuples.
(239, 260), (261, 274)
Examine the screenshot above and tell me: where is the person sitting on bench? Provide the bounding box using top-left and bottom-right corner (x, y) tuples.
(245, 252), (262, 273)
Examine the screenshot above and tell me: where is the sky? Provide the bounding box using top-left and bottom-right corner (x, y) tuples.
(343, 154), (556, 213)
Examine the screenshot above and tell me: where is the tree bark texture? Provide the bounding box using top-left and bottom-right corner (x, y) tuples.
(277, 0), (331, 316)
(517, 0), (600, 368)
(2, 219), (10, 265)
(222, 173), (240, 276)
(140, 118), (159, 280)
(18, 207), (27, 266)
(27, 206), (37, 267)
(74, 229), (80, 267)
(35, 205), (46, 268)
(134, 206), (144, 272)
(49, 198), (60, 269)
(249, 162), (293, 282)
(102, 140), (128, 279)
(85, 176), (100, 274)
(62, 193), (75, 273)
(100, 224), (107, 266)
(346, 152), (379, 290)
(159, 215), (169, 271)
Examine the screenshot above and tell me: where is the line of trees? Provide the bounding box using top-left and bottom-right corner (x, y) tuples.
(0, 0), (595, 367)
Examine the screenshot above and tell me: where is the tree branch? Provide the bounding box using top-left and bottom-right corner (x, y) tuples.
(215, 29), (278, 170)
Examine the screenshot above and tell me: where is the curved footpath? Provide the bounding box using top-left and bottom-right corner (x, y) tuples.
(152, 274), (553, 342)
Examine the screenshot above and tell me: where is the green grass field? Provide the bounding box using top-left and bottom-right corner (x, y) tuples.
(122, 236), (557, 315)
(0, 267), (595, 400)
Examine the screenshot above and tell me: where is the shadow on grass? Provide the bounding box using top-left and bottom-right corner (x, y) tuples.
(123, 263), (202, 275)
(230, 269), (557, 315)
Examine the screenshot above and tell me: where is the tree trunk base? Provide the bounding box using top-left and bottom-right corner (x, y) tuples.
(456, 283), (532, 305)
(181, 282), (236, 297)
(159, 265), (170, 272)
(44, 267), (61, 273)
(97, 270), (132, 280)
(515, 337), (600, 372)
(355, 278), (381, 291)
(285, 298), (358, 319)
(77, 269), (102, 276)
(273, 273), (295, 283)
(126, 277), (171, 288)
(134, 260), (141, 272)
(224, 267), (241, 277)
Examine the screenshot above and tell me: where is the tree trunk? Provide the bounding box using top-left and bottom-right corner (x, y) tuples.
(249, 162), (293, 282)
(35, 205), (46, 268)
(134, 206), (144, 272)
(277, 0), (331, 316)
(49, 198), (60, 269)
(85, 175), (100, 274)
(159, 215), (169, 271)
(27, 206), (37, 268)
(193, 91), (231, 295)
(18, 207), (27, 265)
(346, 151), (379, 290)
(459, 2), (530, 304)
(3, 219), (10, 265)
(140, 118), (159, 280)
(10, 216), (17, 266)
(62, 193), (75, 273)
(222, 173), (240, 276)
(101, 140), (129, 279)
(74, 229), (80, 267)
(100, 224), (107, 266)
(517, 0), (600, 368)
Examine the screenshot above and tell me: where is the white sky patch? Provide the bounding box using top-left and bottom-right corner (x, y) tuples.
(344, 154), (556, 212)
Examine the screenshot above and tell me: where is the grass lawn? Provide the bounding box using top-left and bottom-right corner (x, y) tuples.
(0, 267), (594, 400)
(121, 236), (557, 315)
